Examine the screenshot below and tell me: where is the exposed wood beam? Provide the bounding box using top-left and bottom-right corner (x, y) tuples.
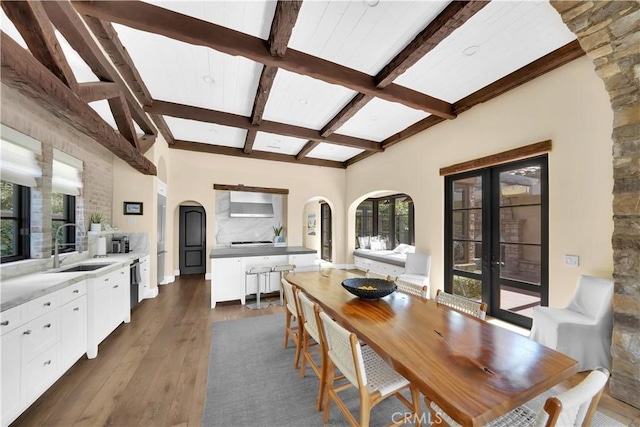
(1, 1), (78, 91)
(171, 140), (345, 169)
(268, 0), (302, 57)
(213, 184), (289, 195)
(77, 81), (120, 102)
(375, 0), (490, 88)
(296, 141), (321, 160)
(250, 65), (278, 125)
(80, 15), (174, 145)
(439, 140), (552, 176)
(138, 133), (156, 153)
(320, 94), (374, 138)
(146, 100), (383, 152)
(343, 150), (377, 167)
(42, 1), (157, 136)
(453, 40), (585, 114)
(346, 40), (585, 166)
(108, 93), (139, 149)
(72, 0), (455, 119)
(242, 130), (257, 155)
(1, 31), (156, 175)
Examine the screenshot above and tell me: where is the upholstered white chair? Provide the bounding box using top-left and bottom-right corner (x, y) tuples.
(435, 289), (487, 320)
(318, 311), (422, 427)
(281, 278), (302, 369)
(529, 275), (614, 371)
(394, 277), (428, 299)
(297, 291), (328, 411)
(428, 367), (610, 427)
(365, 269), (390, 280)
(398, 252), (431, 289)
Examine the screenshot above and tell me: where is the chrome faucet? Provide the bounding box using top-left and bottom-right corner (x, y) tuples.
(53, 223), (83, 268)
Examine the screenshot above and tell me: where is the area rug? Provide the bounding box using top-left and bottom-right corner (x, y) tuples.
(201, 314), (625, 427)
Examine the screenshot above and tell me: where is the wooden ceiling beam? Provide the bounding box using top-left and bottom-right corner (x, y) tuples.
(375, 0), (490, 88)
(320, 93), (374, 138)
(138, 133), (156, 153)
(146, 100), (383, 152)
(268, 0), (302, 57)
(108, 93), (139, 149)
(296, 141), (321, 160)
(77, 81), (120, 102)
(1, 1), (78, 92)
(1, 31), (156, 175)
(171, 140), (345, 169)
(42, 1), (157, 136)
(243, 130), (257, 155)
(72, 0), (455, 119)
(79, 16), (174, 146)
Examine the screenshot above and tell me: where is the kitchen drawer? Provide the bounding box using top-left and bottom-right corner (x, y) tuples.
(27, 292), (58, 319)
(1, 304), (26, 335)
(25, 343), (60, 404)
(57, 281), (87, 306)
(23, 310), (61, 362)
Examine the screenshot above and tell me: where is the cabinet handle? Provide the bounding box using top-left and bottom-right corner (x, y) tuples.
(44, 360), (51, 366)
(105, 278), (109, 281)
(73, 289), (79, 294)
(44, 323), (52, 328)
(1, 320), (8, 326)
(23, 329), (32, 335)
(74, 307), (80, 311)
(113, 285), (119, 288)
(44, 302), (51, 307)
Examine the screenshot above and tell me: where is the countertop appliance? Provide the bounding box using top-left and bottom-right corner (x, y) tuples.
(111, 236), (130, 253)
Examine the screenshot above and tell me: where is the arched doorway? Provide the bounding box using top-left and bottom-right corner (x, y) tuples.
(302, 196), (335, 263)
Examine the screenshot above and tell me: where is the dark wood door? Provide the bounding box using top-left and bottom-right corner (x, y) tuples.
(179, 206), (206, 275)
(320, 202), (332, 262)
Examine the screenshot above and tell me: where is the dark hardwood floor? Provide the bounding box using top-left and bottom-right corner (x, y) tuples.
(11, 275), (640, 426)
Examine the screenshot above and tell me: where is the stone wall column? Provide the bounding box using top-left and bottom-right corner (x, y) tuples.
(551, 0), (640, 409)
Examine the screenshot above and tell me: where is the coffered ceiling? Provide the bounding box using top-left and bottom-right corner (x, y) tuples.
(0, 0), (582, 173)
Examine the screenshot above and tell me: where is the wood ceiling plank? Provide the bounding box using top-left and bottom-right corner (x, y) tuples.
(77, 81), (120, 102)
(171, 140), (345, 169)
(1, 1), (78, 91)
(268, 0), (302, 57)
(146, 100), (383, 152)
(71, 0), (455, 119)
(42, 1), (157, 136)
(108, 93), (139, 149)
(80, 16), (174, 145)
(375, 0), (490, 88)
(296, 141), (321, 160)
(1, 31), (156, 175)
(243, 130), (257, 154)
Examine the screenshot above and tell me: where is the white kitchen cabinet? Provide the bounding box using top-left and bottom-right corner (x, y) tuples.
(138, 255), (150, 300)
(243, 255), (287, 294)
(1, 324), (26, 426)
(288, 253), (317, 272)
(60, 294), (87, 372)
(211, 257), (244, 308)
(87, 266), (130, 359)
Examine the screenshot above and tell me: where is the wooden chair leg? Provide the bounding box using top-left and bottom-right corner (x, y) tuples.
(300, 331), (308, 377)
(283, 310), (291, 348)
(323, 361), (335, 423)
(293, 325), (302, 369)
(359, 394), (371, 427)
(316, 347), (327, 411)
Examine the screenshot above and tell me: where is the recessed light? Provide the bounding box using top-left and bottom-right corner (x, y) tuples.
(462, 45), (480, 57)
(202, 75), (215, 84)
(298, 98), (310, 105)
(363, 0), (379, 7)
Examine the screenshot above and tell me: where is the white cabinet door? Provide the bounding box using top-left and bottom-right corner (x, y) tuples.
(139, 255), (150, 301)
(211, 257), (244, 307)
(242, 256), (267, 295)
(91, 275), (112, 356)
(25, 343), (60, 404)
(288, 253), (317, 272)
(111, 267), (130, 326)
(265, 255), (287, 293)
(1, 326), (26, 427)
(60, 296), (87, 372)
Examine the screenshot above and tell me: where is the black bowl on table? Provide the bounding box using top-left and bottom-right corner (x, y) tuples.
(341, 278), (397, 300)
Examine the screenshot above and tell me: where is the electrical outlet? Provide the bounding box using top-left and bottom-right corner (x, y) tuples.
(565, 255), (579, 267)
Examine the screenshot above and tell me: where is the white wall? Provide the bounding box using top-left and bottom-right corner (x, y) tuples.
(346, 57), (614, 306)
(303, 201), (321, 253)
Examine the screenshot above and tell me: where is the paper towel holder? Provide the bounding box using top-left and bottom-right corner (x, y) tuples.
(94, 236), (108, 258)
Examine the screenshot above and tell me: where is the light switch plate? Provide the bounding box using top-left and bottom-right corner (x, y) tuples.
(565, 255), (579, 266)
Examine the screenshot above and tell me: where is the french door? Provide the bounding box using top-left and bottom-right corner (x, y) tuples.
(320, 202), (332, 262)
(444, 156), (548, 329)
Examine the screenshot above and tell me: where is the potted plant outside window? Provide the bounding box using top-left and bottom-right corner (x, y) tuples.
(90, 212), (104, 232)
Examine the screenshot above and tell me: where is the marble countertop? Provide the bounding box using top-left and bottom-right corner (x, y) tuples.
(1, 252), (147, 312)
(210, 245), (316, 259)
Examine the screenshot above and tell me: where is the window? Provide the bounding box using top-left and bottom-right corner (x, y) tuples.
(51, 192), (76, 254)
(1, 180), (30, 262)
(355, 194), (414, 249)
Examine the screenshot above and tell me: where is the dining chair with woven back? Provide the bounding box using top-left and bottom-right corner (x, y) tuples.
(394, 277), (429, 299)
(428, 367), (610, 427)
(365, 270), (391, 280)
(281, 278), (303, 369)
(434, 289), (487, 320)
(318, 311), (422, 427)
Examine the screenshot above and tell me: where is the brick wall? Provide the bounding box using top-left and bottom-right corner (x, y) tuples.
(551, 0), (640, 409)
(1, 84), (114, 259)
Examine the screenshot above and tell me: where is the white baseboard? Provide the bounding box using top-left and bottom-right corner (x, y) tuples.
(159, 275), (175, 285)
(205, 272), (211, 280)
(173, 269), (180, 276)
(144, 286), (159, 299)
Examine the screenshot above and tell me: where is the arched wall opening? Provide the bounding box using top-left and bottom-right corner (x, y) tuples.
(302, 196), (336, 264)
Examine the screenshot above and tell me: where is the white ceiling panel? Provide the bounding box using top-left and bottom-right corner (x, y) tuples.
(289, 0), (448, 75)
(114, 25), (261, 116)
(164, 116), (246, 148)
(145, 0), (276, 39)
(262, 69), (357, 130)
(1, 10), (27, 48)
(307, 143), (364, 163)
(394, 1), (577, 103)
(335, 98), (429, 142)
(88, 100), (144, 135)
(253, 132), (308, 155)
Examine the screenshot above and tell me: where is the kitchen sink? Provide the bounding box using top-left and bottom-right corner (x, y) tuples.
(56, 263), (114, 272)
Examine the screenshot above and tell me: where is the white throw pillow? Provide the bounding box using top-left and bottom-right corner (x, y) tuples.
(370, 241), (384, 251)
(393, 244), (410, 254)
(358, 236), (370, 249)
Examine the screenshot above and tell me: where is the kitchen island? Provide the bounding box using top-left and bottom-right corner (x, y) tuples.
(209, 245), (317, 308)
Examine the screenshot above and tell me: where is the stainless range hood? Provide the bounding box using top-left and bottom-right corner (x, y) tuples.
(229, 191), (274, 218)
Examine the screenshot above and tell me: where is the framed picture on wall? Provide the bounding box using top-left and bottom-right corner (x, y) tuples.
(123, 201), (143, 215)
(307, 214), (316, 235)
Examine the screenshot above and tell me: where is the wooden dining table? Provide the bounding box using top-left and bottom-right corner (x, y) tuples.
(285, 269), (578, 427)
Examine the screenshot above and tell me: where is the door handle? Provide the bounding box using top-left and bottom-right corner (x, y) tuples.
(491, 261), (505, 267)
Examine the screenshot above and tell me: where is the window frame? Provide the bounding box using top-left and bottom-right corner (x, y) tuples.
(356, 194), (414, 248)
(1, 181), (31, 263)
(51, 193), (76, 254)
